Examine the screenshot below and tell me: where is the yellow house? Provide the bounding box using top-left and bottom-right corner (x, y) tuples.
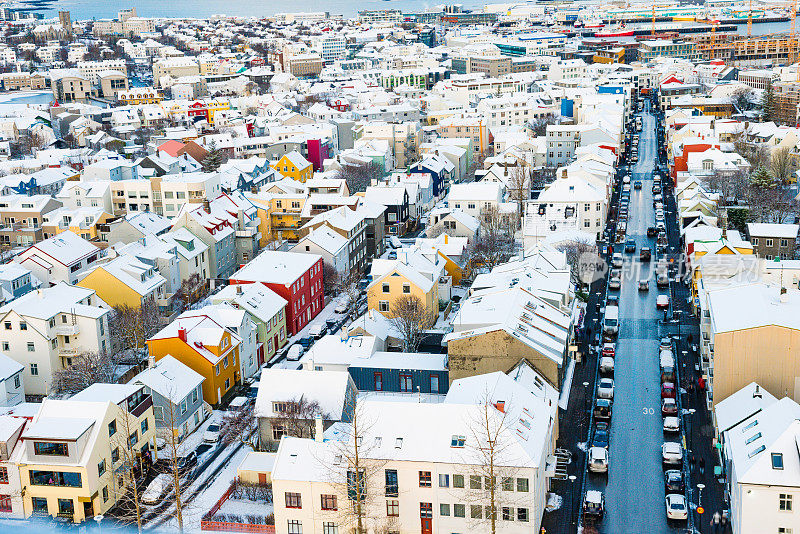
(147, 311), (242, 405)
(690, 234), (754, 303)
(272, 151), (314, 183)
(77, 255), (167, 308)
(17, 386), (155, 523)
(248, 193), (307, 243)
(367, 263), (439, 326)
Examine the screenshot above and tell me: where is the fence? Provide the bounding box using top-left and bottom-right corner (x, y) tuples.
(200, 481), (274, 534)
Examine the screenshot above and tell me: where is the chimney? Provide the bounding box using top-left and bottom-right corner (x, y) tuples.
(314, 414), (324, 442)
(780, 286), (789, 303)
(203, 199), (211, 212)
(494, 400), (505, 413)
(178, 326), (187, 342)
(561, 169), (568, 179)
(753, 384), (762, 399)
(236, 284), (243, 295)
(148, 352), (155, 368)
(444, 234), (448, 244)
(251, 185), (258, 194)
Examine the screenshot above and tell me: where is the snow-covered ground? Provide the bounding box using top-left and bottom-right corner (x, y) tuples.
(217, 497), (273, 520)
(358, 391), (446, 404)
(156, 409), (222, 461)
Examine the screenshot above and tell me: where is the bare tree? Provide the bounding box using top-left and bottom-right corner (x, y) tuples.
(322, 262), (340, 295)
(703, 170), (750, 207)
(530, 113), (558, 137)
(557, 238), (598, 286)
(107, 405), (148, 534)
(155, 394), (188, 534)
(110, 299), (162, 354)
(173, 273), (208, 312)
(51, 350), (119, 396)
(733, 133), (770, 170)
(770, 146), (796, 185)
(506, 163), (531, 228)
(273, 396), (331, 440)
(462, 390), (526, 534)
(220, 403), (258, 449)
(388, 295), (432, 352)
(335, 161), (383, 193)
(464, 206), (516, 277)
(730, 87), (755, 111)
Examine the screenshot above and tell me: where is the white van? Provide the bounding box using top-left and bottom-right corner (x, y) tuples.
(142, 474), (172, 505)
(659, 350), (675, 370)
(286, 344), (304, 361)
(308, 322), (326, 338)
(603, 306), (619, 336)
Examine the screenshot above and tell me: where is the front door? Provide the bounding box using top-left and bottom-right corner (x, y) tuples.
(420, 502), (432, 534)
(83, 500), (93, 520)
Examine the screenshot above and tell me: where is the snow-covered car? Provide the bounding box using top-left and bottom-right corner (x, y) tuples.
(286, 344), (304, 361)
(142, 474), (172, 505)
(661, 398), (678, 416)
(588, 446), (609, 473)
(334, 296), (351, 314)
(308, 322), (327, 338)
(597, 378), (615, 400)
(666, 494), (688, 520)
(662, 441), (683, 466)
(657, 294), (669, 309)
(663, 416), (680, 433)
(599, 356), (615, 374)
(203, 422), (221, 443)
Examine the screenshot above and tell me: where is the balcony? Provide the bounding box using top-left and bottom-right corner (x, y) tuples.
(58, 348), (79, 357)
(54, 324), (80, 336)
(130, 394), (153, 418)
(235, 226), (260, 238)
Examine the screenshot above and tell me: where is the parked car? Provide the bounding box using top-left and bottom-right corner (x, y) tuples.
(592, 421), (610, 448)
(203, 422), (221, 443)
(652, 184), (662, 194)
(606, 296), (619, 307)
(594, 398), (612, 420)
(175, 451), (198, 478)
(659, 337), (672, 351)
(589, 446), (609, 473)
(597, 378), (615, 400)
(602, 342), (616, 357)
(286, 344), (304, 361)
(609, 275), (621, 291)
(662, 441), (683, 466)
(661, 366), (676, 384)
(664, 470), (685, 493)
(308, 322), (327, 338)
(666, 494), (688, 520)
(142, 474), (173, 505)
(334, 296), (351, 314)
(584, 490), (605, 518)
(663, 416), (680, 433)
(612, 253), (623, 268)
(661, 382), (676, 399)
(661, 398), (678, 416)
(657, 294), (669, 309)
(600, 356), (615, 374)
(660, 350), (675, 370)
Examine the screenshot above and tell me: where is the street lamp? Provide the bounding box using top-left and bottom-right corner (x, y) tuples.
(568, 474), (578, 528)
(94, 514), (104, 534)
(686, 408), (696, 453)
(697, 483), (706, 534)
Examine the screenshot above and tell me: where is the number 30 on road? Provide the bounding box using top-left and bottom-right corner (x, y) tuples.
(642, 407), (655, 415)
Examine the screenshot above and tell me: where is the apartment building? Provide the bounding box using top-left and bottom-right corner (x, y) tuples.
(152, 58), (201, 87)
(746, 223), (799, 260)
(638, 39), (701, 62)
(356, 121), (422, 169)
(77, 60), (127, 84)
(0, 195), (62, 247)
(300, 205), (369, 274)
(272, 370), (557, 534)
(171, 197), (242, 280)
(0, 283), (110, 397)
(77, 253), (167, 309)
(15, 231), (102, 286)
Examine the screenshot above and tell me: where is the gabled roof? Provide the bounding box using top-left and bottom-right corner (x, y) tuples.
(19, 230), (99, 267)
(255, 368), (351, 419)
(133, 355), (204, 403)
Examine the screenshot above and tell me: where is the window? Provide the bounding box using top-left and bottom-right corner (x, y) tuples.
(141, 418), (149, 435)
(767, 239), (774, 247)
(402, 284), (410, 294)
(419, 471), (432, 487)
(386, 499), (399, 517)
(374, 372), (383, 391)
(400, 373), (412, 392)
(26, 342), (34, 352)
(471, 505), (483, 519)
(128, 431), (138, 447)
(502, 506), (513, 520)
(379, 301), (389, 312)
(98, 459), (106, 477)
(322, 523), (338, 534)
(215, 364), (220, 376)
(451, 435), (466, 448)
(285, 492), (302, 509)
(0, 467), (7, 483)
(111, 447), (119, 463)
(29, 470), (82, 487)
(31, 497), (47, 513)
(30, 363), (38, 376)
(287, 520), (302, 534)
(779, 529), (793, 534)
(454, 503), (466, 517)
(780, 494), (793, 511)
(517, 507), (529, 522)
(517, 478), (529, 492)
(0, 495), (11, 513)
(3, 322), (9, 330)
(382, 283), (390, 293)
(431, 375), (439, 393)
(440, 503), (450, 516)
(385, 469), (398, 496)
(773, 453), (785, 469)
(453, 474), (464, 488)
(752, 237), (759, 245)
(439, 474), (449, 487)
(420, 502), (432, 518)
(321, 494), (337, 510)
(34, 442), (68, 456)
(102, 486), (108, 502)
(470, 475), (482, 489)
(19, 322), (26, 330)
(2, 343), (8, 351)
(347, 469), (365, 502)
(108, 420), (117, 437)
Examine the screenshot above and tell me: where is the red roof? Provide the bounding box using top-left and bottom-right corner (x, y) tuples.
(158, 140), (185, 158)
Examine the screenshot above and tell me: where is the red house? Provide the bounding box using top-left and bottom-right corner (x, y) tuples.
(229, 251), (324, 336)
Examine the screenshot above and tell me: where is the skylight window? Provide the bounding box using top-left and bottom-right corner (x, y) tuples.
(748, 445), (766, 458)
(742, 420), (758, 431)
(772, 453), (784, 470)
(745, 432), (762, 445)
(395, 438), (403, 449)
(451, 435), (466, 448)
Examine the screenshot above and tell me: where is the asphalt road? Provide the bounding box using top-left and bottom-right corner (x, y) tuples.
(586, 104), (685, 533)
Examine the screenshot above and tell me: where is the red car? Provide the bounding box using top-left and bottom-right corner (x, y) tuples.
(602, 342), (616, 357)
(661, 382), (676, 399)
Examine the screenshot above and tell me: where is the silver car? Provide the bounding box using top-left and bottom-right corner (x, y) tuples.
(597, 378), (615, 400)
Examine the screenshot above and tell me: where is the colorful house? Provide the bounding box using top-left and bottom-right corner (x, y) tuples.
(271, 151), (314, 183)
(77, 255), (167, 309)
(147, 310), (242, 405)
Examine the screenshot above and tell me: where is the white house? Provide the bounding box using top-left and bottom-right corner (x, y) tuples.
(447, 182), (504, 219)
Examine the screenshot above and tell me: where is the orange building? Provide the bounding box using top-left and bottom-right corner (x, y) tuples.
(147, 311), (241, 405)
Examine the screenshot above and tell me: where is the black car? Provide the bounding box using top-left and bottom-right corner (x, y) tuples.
(594, 398), (612, 420)
(175, 451), (198, 478)
(652, 184), (662, 194)
(633, 181), (642, 190)
(640, 247), (652, 262)
(664, 470), (685, 493)
(592, 422), (610, 448)
(647, 227), (658, 238)
(625, 240), (636, 253)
